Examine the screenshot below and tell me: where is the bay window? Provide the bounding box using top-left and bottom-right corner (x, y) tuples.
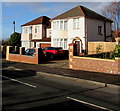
(53, 38), (68, 50)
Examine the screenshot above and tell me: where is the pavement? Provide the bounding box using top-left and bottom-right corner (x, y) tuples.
(2, 59), (120, 89)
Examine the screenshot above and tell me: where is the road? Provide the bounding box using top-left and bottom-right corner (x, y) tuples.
(1, 66), (120, 111)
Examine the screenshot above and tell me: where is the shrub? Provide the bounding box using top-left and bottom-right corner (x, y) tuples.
(114, 44), (120, 53)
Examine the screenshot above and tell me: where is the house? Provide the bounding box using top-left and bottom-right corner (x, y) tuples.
(50, 5), (113, 55)
(21, 16), (51, 49)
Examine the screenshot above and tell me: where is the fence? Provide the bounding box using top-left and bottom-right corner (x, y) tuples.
(88, 42), (118, 54)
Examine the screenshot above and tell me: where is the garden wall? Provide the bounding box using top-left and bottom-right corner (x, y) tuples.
(6, 46), (42, 64)
(88, 42), (118, 54)
(69, 43), (120, 74)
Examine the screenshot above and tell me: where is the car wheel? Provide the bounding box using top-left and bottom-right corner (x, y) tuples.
(50, 54), (54, 60)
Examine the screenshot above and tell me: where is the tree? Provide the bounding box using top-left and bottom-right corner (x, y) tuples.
(102, 2), (120, 31)
(1, 39), (9, 46)
(8, 32), (21, 47)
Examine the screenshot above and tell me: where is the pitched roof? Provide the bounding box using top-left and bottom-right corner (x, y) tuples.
(51, 5), (113, 22)
(21, 16), (51, 26)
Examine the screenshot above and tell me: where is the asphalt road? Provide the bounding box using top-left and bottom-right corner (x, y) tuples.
(2, 67), (120, 111)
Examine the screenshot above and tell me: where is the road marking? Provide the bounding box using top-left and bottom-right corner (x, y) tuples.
(67, 97), (113, 111)
(0, 75), (36, 88)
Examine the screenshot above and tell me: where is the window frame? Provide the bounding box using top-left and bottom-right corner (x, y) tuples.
(73, 18), (80, 29)
(98, 26), (103, 35)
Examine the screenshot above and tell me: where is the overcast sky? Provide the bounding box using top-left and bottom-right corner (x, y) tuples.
(1, 1), (117, 40)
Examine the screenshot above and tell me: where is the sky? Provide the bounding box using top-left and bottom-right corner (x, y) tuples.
(1, 1), (118, 40)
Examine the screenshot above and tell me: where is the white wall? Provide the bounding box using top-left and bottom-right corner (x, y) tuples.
(68, 17), (85, 49)
(21, 40), (30, 50)
(46, 28), (51, 38)
(51, 17), (86, 49)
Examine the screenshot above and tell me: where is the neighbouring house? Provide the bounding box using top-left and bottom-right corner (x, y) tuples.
(21, 16), (51, 49)
(50, 5), (113, 55)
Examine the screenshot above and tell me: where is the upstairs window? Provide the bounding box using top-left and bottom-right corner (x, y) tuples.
(60, 21), (63, 29)
(22, 27), (29, 34)
(98, 26), (103, 35)
(53, 20), (68, 30)
(35, 26), (39, 33)
(64, 21), (68, 30)
(73, 18), (79, 29)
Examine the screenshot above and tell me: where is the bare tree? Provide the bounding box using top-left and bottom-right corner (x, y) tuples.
(102, 2), (120, 31)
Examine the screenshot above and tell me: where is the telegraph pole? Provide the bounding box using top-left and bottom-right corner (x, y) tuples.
(13, 21), (15, 33)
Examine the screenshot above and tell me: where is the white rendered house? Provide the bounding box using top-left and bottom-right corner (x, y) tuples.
(50, 5), (113, 54)
(21, 16), (51, 49)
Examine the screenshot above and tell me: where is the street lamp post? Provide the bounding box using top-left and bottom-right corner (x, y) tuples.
(13, 21), (15, 33)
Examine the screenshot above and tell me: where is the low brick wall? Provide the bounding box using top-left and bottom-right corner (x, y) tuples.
(8, 54), (39, 64)
(6, 46), (42, 64)
(69, 43), (120, 74)
(71, 56), (119, 74)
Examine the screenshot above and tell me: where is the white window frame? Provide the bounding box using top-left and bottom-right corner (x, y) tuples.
(73, 18), (79, 29)
(35, 25), (39, 33)
(53, 20), (68, 30)
(53, 38), (68, 50)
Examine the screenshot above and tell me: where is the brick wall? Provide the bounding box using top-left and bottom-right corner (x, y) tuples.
(6, 46), (42, 64)
(69, 43), (120, 74)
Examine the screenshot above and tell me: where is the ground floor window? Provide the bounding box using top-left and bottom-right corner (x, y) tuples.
(53, 38), (68, 50)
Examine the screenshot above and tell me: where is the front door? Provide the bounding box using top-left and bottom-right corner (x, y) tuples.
(75, 41), (80, 56)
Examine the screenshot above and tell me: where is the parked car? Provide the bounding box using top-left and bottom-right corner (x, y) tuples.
(43, 47), (65, 59)
(25, 48), (43, 56)
(25, 48), (36, 56)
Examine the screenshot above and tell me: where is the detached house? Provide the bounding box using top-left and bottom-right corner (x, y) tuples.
(50, 5), (113, 54)
(21, 16), (51, 49)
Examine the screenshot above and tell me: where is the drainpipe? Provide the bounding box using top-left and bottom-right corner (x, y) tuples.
(104, 20), (107, 42)
(85, 18), (88, 55)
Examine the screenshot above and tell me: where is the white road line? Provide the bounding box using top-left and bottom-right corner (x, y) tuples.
(67, 97), (113, 111)
(0, 75), (36, 88)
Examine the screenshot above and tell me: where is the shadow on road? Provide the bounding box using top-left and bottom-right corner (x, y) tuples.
(2, 100), (99, 111)
(2, 70), (36, 80)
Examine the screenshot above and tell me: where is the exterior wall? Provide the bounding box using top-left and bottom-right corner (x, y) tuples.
(21, 24), (49, 49)
(51, 17), (85, 49)
(88, 42), (118, 54)
(68, 17), (85, 49)
(46, 28), (51, 38)
(106, 22), (112, 36)
(69, 44), (120, 74)
(21, 40), (30, 50)
(31, 24), (43, 40)
(86, 18), (105, 42)
(86, 18), (112, 42)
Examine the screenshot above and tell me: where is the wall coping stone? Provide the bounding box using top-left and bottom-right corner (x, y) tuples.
(73, 56), (116, 62)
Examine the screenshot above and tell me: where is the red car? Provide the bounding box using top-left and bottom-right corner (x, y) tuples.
(43, 47), (65, 59)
